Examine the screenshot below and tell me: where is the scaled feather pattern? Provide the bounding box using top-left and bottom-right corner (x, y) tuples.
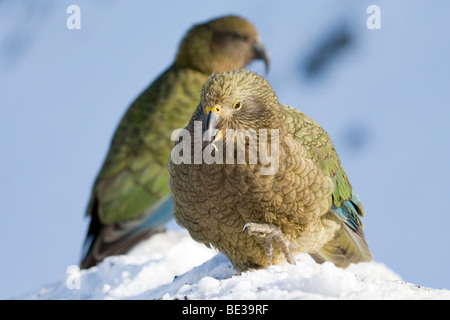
(169, 69), (372, 271)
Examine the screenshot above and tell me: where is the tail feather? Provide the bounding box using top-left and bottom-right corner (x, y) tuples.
(311, 191), (372, 268)
(80, 196), (173, 269)
(311, 222), (372, 268)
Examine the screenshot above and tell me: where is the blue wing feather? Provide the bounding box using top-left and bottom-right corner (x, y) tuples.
(331, 191), (365, 237)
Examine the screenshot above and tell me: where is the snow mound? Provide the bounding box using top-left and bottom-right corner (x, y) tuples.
(27, 231), (450, 300)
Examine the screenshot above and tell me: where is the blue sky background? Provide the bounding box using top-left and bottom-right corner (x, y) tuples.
(1, 0), (449, 299)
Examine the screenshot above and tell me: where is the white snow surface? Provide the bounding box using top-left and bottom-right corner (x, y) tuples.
(27, 231), (450, 300)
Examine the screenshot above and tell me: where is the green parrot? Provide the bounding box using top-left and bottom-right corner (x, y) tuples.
(81, 16), (269, 269)
(169, 69), (372, 271)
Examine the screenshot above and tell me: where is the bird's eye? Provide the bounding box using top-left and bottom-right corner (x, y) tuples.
(229, 32), (247, 41)
(233, 100), (242, 110)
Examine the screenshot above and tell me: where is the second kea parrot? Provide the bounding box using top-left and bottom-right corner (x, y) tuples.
(169, 69), (372, 271)
(80, 16), (269, 269)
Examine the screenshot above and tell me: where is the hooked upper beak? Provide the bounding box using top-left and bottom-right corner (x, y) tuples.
(254, 36), (270, 74)
(204, 105), (223, 143)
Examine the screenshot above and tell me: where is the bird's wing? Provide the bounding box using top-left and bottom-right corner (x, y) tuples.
(281, 106), (355, 210)
(81, 66), (207, 268)
(281, 105), (371, 265)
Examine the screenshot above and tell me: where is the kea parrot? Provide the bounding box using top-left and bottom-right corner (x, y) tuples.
(169, 69), (372, 271)
(81, 16), (269, 269)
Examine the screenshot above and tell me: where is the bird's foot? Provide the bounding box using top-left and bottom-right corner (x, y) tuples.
(243, 222), (296, 265)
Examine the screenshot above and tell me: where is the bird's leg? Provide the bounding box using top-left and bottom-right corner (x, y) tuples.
(243, 223), (296, 265)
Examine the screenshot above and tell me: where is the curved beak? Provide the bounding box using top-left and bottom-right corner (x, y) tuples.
(204, 106), (223, 143)
(254, 36), (270, 74)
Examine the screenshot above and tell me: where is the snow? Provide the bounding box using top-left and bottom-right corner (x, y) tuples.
(26, 231), (450, 300)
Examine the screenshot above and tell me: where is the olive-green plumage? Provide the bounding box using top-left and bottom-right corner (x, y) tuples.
(169, 69), (372, 271)
(81, 16), (269, 269)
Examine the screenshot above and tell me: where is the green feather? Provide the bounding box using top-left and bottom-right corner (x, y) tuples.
(281, 105), (371, 265)
(88, 66), (208, 224)
(281, 106), (355, 210)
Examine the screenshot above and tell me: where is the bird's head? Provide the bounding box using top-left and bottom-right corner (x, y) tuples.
(175, 15), (270, 74)
(200, 69), (279, 144)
